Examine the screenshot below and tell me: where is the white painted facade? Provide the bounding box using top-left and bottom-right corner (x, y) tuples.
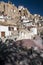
(17, 30), (34, 40)
(30, 27), (37, 35)
(23, 19), (29, 23)
(18, 6), (24, 10)
(0, 26), (10, 37)
(23, 22), (32, 26)
(0, 25), (17, 37)
(0, 15), (5, 22)
(14, 27), (17, 30)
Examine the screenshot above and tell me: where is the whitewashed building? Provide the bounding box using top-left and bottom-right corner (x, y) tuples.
(0, 14), (18, 38)
(0, 26), (10, 37)
(0, 25), (17, 38)
(30, 27), (37, 35)
(17, 29), (34, 40)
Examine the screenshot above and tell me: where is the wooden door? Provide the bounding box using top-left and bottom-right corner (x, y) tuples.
(1, 32), (5, 37)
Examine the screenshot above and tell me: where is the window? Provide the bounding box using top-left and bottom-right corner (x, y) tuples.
(8, 27), (14, 31)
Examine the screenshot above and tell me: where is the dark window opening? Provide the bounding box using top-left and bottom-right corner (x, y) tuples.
(8, 27), (14, 31)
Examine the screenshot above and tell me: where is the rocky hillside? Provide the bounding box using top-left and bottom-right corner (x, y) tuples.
(0, 2), (43, 25)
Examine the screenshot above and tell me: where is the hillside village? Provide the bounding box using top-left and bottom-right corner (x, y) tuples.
(0, 1), (43, 41)
(0, 2), (43, 65)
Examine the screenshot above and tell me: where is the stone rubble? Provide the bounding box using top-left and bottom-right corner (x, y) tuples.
(0, 38), (43, 65)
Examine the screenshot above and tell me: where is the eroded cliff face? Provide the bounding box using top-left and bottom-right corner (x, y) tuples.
(0, 2), (34, 21)
(0, 2), (20, 23)
(0, 1), (42, 24)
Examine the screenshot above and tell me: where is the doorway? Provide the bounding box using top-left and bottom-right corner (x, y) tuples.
(1, 32), (5, 37)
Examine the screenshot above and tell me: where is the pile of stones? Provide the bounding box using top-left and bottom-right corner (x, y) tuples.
(0, 38), (43, 65)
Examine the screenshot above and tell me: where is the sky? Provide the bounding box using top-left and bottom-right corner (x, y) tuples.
(0, 0), (43, 16)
